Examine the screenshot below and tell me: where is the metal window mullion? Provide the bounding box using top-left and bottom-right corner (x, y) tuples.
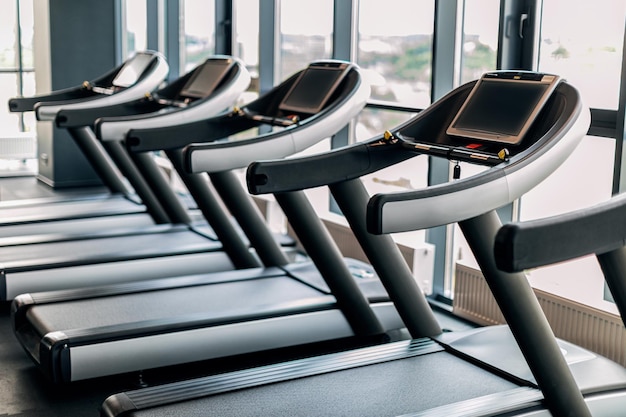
(258, 0), (278, 94)
(327, 0), (358, 215)
(500, 0), (541, 223)
(612, 17), (626, 195)
(215, 0), (233, 55)
(15, 0), (25, 131)
(165, 0), (181, 80)
(428, 0), (462, 300)
(330, 0), (357, 150)
(498, 0), (538, 71)
(332, 0), (356, 63)
(146, 0), (160, 52)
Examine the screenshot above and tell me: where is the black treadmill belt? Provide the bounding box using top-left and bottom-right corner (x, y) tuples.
(0, 229), (219, 270)
(25, 276), (331, 335)
(125, 351), (519, 417)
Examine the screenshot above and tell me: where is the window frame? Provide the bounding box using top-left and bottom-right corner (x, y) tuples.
(2, 0), (34, 132)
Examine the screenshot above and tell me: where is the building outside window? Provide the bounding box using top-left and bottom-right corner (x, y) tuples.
(181, 0), (216, 73)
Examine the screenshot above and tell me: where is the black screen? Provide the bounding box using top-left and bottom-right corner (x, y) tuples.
(278, 65), (348, 114)
(451, 79), (549, 137)
(179, 60), (233, 99)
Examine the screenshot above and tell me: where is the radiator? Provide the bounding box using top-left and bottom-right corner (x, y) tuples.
(454, 262), (626, 366)
(0, 132), (37, 160)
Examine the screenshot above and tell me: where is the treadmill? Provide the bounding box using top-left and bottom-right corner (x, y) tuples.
(100, 72), (626, 417)
(2, 56), (254, 241)
(0, 57), (259, 300)
(55, 56), (255, 228)
(11, 60), (416, 384)
(0, 54), (244, 239)
(2, 51), (170, 234)
(494, 191), (626, 328)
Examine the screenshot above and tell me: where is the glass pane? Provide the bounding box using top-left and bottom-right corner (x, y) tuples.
(355, 107), (430, 269)
(19, 0), (34, 69)
(519, 135), (615, 310)
(182, 0), (215, 73)
(278, 0), (333, 81)
(357, 0), (435, 108)
(0, 1), (18, 69)
(460, 0), (499, 83)
(539, 0), (626, 109)
(234, 0), (260, 99)
(123, 0), (147, 57)
(520, 136), (614, 220)
(355, 107), (415, 143)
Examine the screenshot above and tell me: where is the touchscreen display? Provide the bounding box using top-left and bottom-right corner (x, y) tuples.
(446, 73), (560, 145)
(112, 53), (155, 88)
(179, 59), (234, 99)
(278, 63), (351, 114)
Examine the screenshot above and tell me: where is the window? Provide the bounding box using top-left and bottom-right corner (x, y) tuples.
(0, 0), (35, 134)
(278, 0), (333, 82)
(355, 0), (436, 198)
(181, 0), (216, 73)
(538, 0), (625, 110)
(520, 135), (617, 312)
(122, 0), (147, 58)
(509, 0), (624, 312)
(234, 0), (259, 99)
(460, 0), (499, 84)
(357, 0), (435, 109)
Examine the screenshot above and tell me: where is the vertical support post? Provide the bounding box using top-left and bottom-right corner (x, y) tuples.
(166, 150), (261, 269)
(330, 179), (442, 338)
(165, 0), (181, 80)
(459, 210), (591, 417)
(210, 170), (290, 268)
(146, 0), (160, 52)
(126, 150), (188, 224)
(104, 142), (173, 224)
(258, 0), (278, 93)
(274, 190), (385, 337)
(67, 127), (132, 194)
(215, 0), (233, 55)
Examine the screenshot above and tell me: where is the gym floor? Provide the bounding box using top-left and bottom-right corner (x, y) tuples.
(0, 174), (475, 416)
